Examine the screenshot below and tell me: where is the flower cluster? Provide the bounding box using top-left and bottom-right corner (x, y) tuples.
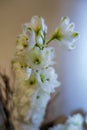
(12, 16), (79, 130)
(49, 114), (85, 130)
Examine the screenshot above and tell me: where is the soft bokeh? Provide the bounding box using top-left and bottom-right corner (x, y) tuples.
(0, 0), (87, 123)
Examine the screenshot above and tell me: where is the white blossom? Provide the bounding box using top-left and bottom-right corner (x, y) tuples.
(36, 67), (60, 93)
(66, 114), (84, 126)
(16, 28), (36, 51)
(66, 124), (83, 130)
(22, 16), (47, 47)
(12, 16), (79, 130)
(30, 88), (50, 125)
(23, 46), (55, 69)
(12, 61), (31, 81)
(23, 16), (47, 34)
(49, 114), (84, 130)
(26, 28), (36, 50)
(16, 34), (28, 50)
(52, 16), (79, 50)
(32, 88), (50, 108)
(49, 124), (65, 130)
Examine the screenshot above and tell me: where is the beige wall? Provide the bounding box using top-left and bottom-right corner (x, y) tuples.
(0, 0), (87, 123)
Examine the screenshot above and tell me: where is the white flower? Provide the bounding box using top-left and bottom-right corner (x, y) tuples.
(49, 124), (84, 130)
(24, 70), (38, 89)
(66, 124), (83, 130)
(22, 16), (47, 46)
(12, 16), (80, 130)
(12, 61), (31, 81)
(29, 88), (51, 125)
(24, 46), (55, 69)
(13, 93), (30, 121)
(49, 124), (65, 130)
(53, 16), (79, 50)
(13, 81), (37, 122)
(49, 114), (84, 130)
(31, 107), (45, 125)
(16, 34), (28, 50)
(16, 28), (36, 51)
(26, 28), (36, 50)
(23, 16), (47, 36)
(12, 60), (32, 89)
(16, 16), (47, 52)
(36, 67), (60, 93)
(66, 114), (84, 126)
(32, 88), (50, 108)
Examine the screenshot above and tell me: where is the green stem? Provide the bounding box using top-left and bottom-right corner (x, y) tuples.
(46, 36), (55, 45)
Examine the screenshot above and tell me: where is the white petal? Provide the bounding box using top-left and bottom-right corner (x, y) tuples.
(26, 29), (36, 50)
(40, 17), (47, 33)
(37, 36), (43, 45)
(68, 23), (75, 32)
(36, 67), (60, 93)
(31, 16), (47, 33)
(22, 23), (32, 34)
(25, 67), (32, 80)
(60, 16), (70, 31)
(31, 16), (41, 30)
(54, 16), (79, 50)
(66, 114), (84, 126)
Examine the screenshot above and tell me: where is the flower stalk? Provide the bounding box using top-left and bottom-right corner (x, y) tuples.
(0, 15), (79, 130)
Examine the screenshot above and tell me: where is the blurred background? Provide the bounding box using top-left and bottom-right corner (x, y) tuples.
(0, 0), (87, 123)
